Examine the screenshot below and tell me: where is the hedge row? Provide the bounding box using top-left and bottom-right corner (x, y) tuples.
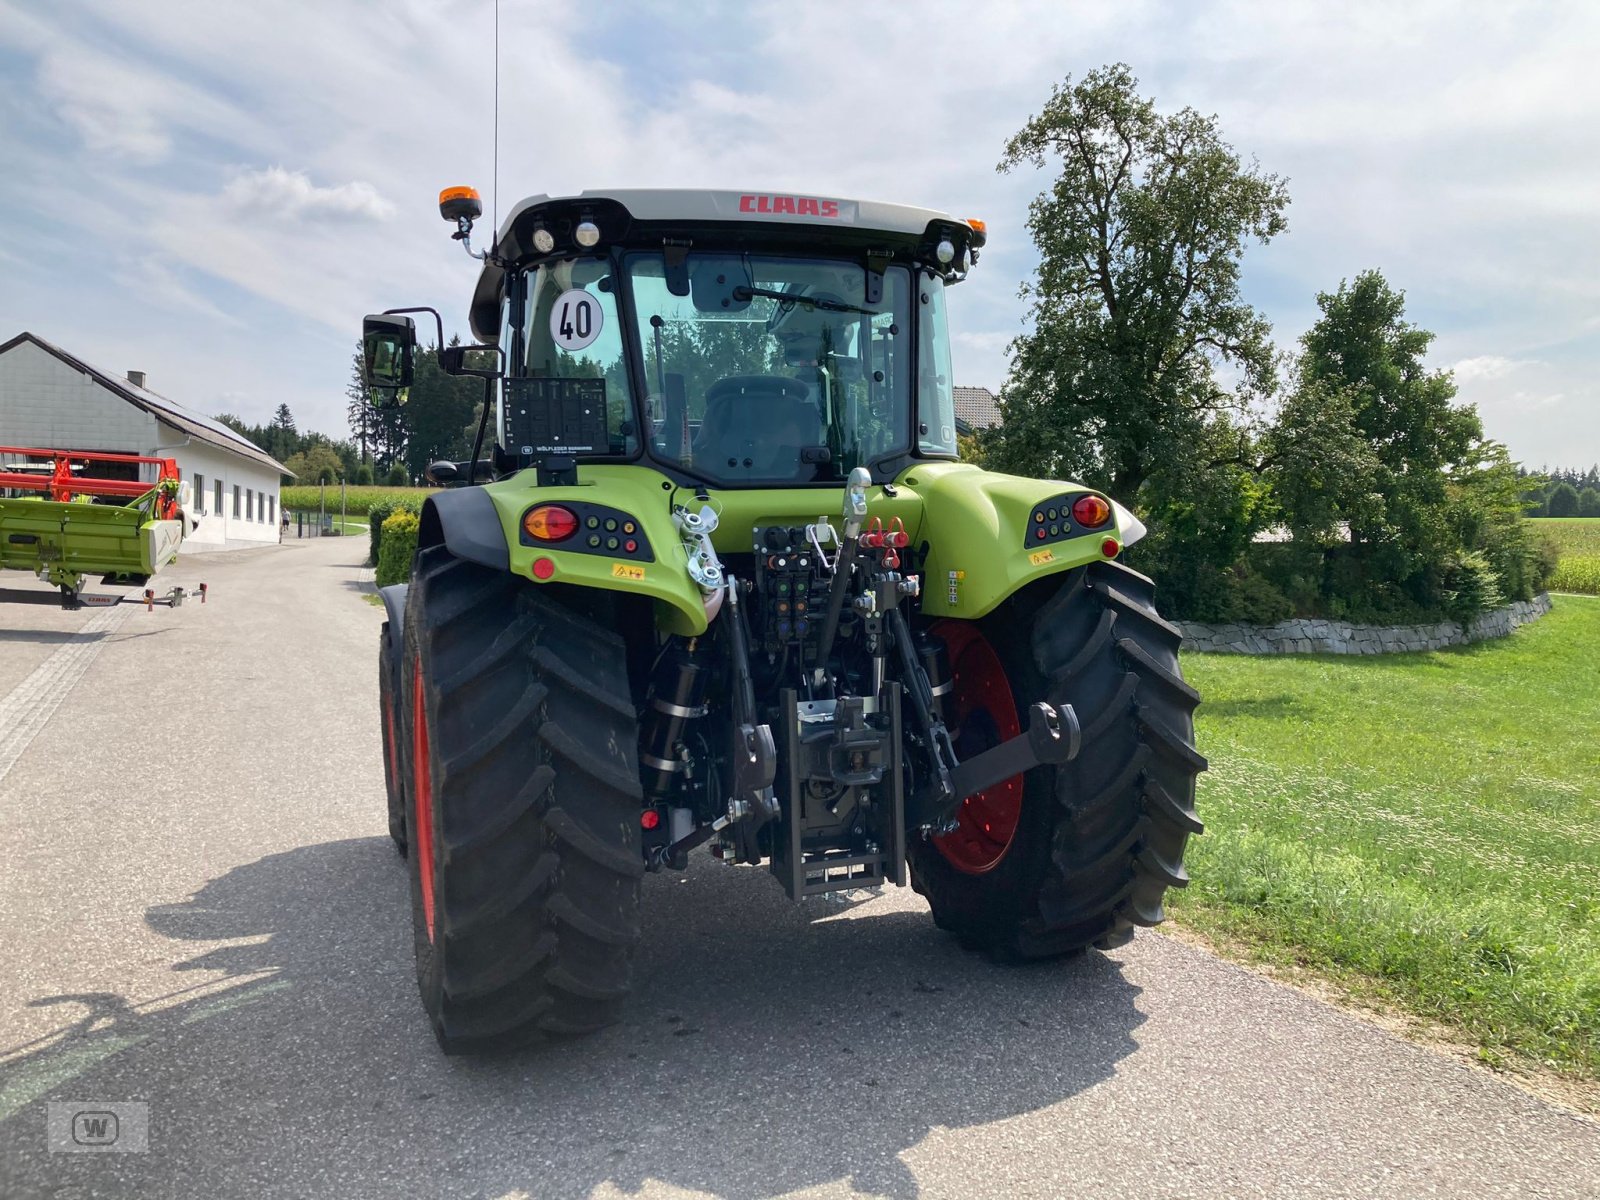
(366, 495), (427, 567)
(375, 510), (421, 588)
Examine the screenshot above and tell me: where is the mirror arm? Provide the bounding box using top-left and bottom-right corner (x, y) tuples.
(466, 374), (495, 486)
(383, 306), (446, 350)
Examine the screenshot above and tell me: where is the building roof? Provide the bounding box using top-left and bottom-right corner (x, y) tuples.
(953, 386), (1002, 430)
(0, 331), (289, 475)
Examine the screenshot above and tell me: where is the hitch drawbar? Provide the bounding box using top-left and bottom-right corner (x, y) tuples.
(945, 701), (1081, 815)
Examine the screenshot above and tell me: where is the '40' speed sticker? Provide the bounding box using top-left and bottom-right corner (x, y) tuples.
(550, 289), (603, 352)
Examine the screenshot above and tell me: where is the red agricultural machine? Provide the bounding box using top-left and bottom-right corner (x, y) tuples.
(0, 446), (204, 609)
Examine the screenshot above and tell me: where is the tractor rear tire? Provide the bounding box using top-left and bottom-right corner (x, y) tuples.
(909, 559), (1205, 959)
(402, 546), (645, 1053)
(378, 620), (407, 856)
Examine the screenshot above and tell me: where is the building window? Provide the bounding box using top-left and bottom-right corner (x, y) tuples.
(267, 495), (275, 524)
(233, 485), (241, 518)
(247, 489), (254, 521)
(216, 479), (224, 513)
(193, 474), (205, 513)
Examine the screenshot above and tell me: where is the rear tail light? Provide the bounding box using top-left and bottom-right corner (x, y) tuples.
(1072, 495), (1111, 528)
(523, 505), (578, 541)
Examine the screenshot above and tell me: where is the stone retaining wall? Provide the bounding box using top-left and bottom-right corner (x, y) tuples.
(1177, 593), (1552, 655)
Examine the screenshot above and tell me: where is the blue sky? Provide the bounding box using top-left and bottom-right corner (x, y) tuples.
(2, 0), (1596, 470)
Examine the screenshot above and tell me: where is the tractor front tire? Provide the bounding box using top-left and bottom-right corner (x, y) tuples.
(402, 547), (645, 1053)
(378, 620), (407, 856)
(909, 560), (1205, 959)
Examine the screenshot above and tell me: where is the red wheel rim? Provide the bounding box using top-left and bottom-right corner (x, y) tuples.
(411, 654), (437, 942)
(931, 622), (1024, 874)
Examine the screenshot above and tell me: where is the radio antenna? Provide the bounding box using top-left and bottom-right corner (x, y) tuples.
(492, 0), (500, 247)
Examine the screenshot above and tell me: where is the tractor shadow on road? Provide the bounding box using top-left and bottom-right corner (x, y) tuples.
(0, 628), (108, 644)
(0, 837), (1146, 1198)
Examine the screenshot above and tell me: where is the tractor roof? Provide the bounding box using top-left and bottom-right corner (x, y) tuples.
(494, 189), (954, 242)
(467, 189), (981, 344)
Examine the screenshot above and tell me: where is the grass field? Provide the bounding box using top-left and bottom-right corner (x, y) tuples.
(280, 485), (435, 517)
(1530, 517), (1600, 594)
(1171, 594), (1600, 1079)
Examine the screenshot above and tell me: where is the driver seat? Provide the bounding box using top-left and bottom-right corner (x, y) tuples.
(695, 378), (821, 467)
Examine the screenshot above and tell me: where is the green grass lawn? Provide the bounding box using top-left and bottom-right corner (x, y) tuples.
(1171, 594), (1600, 1079)
(1530, 516), (1600, 594)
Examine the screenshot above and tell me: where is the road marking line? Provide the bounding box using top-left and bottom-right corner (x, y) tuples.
(0, 605), (131, 788)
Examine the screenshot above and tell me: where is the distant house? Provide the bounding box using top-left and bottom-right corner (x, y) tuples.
(953, 385), (1002, 435)
(0, 331), (289, 551)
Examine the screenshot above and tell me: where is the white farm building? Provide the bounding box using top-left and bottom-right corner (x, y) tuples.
(0, 331), (288, 551)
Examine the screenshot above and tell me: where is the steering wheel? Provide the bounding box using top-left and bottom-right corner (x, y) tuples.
(703, 375), (810, 406)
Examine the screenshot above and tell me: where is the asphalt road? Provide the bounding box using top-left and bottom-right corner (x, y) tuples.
(1, 535), (1596, 1199)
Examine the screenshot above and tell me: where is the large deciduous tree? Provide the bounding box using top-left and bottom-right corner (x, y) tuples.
(988, 64), (1289, 500)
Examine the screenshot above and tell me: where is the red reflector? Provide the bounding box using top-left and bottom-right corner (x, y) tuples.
(1072, 495), (1111, 528)
(532, 557), (556, 580)
(640, 809), (661, 830)
(1101, 538), (1120, 558)
(523, 504), (579, 541)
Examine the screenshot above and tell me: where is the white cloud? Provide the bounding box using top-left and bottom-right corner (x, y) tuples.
(108, 257), (244, 329)
(1451, 355), (1525, 383)
(36, 50), (172, 162)
(2, 0), (1598, 467)
(222, 167), (395, 224)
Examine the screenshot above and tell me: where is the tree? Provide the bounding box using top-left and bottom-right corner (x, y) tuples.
(385, 462), (409, 486)
(1579, 487), (1600, 518)
(402, 338), (481, 480)
(283, 443), (344, 485)
(269, 404), (293, 457)
(1547, 481), (1580, 517)
(347, 344), (407, 470)
(985, 63), (1289, 499)
(1299, 270), (1537, 612)
(1262, 374), (1385, 547)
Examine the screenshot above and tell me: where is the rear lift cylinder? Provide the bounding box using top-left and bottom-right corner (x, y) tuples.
(639, 637), (709, 800)
(916, 631), (953, 726)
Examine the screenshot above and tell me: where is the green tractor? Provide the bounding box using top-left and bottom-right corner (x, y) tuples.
(366, 186), (1204, 1053)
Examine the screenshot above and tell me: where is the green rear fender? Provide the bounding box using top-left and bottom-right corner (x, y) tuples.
(896, 461), (1135, 620)
(468, 468), (700, 634)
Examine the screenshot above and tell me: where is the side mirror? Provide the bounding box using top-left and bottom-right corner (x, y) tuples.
(363, 314), (417, 391)
(371, 385), (408, 409)
(439, 344), (503, 378)
(425, 460), (459, 485)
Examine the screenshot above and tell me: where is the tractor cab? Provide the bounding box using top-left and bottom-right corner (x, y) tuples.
(368, 188), (985, 490)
